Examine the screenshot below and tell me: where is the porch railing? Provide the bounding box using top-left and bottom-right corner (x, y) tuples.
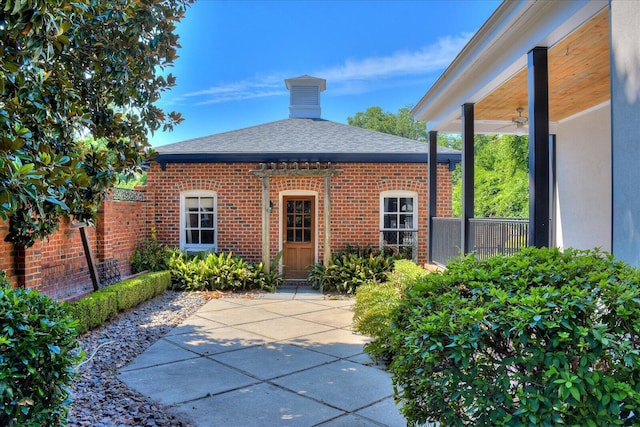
(468, 218), (529, 260)
(431, 218), (462, 266)
(431, 217), (529, 266)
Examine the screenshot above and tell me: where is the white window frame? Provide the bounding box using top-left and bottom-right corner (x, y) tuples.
(380, 190), (418, 261)
(180, 191), (217, 253)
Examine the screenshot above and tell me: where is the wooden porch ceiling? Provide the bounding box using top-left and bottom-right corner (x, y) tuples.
(473, 8), (610, 123)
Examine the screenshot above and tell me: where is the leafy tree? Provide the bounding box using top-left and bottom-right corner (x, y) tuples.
(117, 172), (147, 189)
(452, 134), (529, 218)
(1, 0), (192, 247)
(348, 106), (427, 141)
(80, 138), (147, 189)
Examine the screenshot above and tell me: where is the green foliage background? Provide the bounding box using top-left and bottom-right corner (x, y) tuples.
(308, 246), (395, 294)
(347, 105), (427, 141)
(352, 259), (426, 362)
(168, 251), (282, 292)
(451, 134), (529, 218)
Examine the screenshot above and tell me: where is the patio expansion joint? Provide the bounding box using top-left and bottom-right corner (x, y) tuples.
(160, 357), (365, 409)
(162, 335), (267, 357)
(261, 373), (396, 423)
(205, 351), (339, 383)
(119, 353), (204, 373)
(163, 378), (263, 407)
(312, 408), (392, 427)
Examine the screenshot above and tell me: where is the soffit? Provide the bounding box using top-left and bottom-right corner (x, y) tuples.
(474, 7), (610, 123)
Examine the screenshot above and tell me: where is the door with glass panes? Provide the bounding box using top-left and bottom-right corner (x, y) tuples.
(282, 196), (315, 279)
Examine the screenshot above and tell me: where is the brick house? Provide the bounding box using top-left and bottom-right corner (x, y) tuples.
(147, 76), (460, 279)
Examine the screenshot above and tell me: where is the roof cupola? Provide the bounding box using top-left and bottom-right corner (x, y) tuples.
(285, 75), (326, 119)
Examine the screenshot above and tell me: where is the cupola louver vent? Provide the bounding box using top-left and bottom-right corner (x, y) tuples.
(291, 86), (319, 105)
(284, 75), (326, 119)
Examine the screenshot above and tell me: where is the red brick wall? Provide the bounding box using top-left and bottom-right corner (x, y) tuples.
(36, 218), (95, 299)
(0, 192), (150, 300)
(147, 161), (454, 266)
(0, 220), (15, 281)
(96, 191), (151, 278)
(436, 163), (454, 217)
(147, 163), (262, 260)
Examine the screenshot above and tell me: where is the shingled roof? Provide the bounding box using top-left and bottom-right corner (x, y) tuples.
(153, 118), (461, 167)
(153, 74), (460, 168)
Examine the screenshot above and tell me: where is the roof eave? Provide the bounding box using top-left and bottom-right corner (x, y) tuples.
(151, 152), (461, 170)
(411, 0), (607, 132)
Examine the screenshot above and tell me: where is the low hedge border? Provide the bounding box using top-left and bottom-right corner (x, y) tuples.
(66, 271), (171, 335)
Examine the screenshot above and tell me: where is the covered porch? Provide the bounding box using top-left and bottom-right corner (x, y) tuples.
(415, 0), (640, 267)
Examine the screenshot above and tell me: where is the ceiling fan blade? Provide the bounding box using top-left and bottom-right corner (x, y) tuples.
(496, 123), (515, 131)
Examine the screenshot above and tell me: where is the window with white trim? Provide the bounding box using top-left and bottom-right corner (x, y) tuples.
(180, 191), (217, 253)
(380, 191), (418, 261)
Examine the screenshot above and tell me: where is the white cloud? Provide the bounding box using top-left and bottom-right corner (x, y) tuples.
(180, 76), (287, 105)
(192, 89), (287, 106)
(318, 34), (472, 84)
(171, 34), (471, 105)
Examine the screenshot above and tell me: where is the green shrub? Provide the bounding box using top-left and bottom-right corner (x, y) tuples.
(1, 278), (82, 426)
(130, 229), (174, 274)
(309, 245), (394, 294)
(168, 251), (281, 292)
(105, 271), (171, 313)
(353, 260), (426, 362)
(68, 271), (171, 334)
(388, 247), (640, 426)
(250, 253), (284, 291)
(68, 292), (118, 335)
(168, 251), (207, 290)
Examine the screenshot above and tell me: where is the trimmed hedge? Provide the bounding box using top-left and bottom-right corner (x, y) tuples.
(389, 247), (640, 426)
(67, 271), (171, 335)
(1, 277), (81, 426)
(111, 270), (170, 309)
(68, 292), (118, 335)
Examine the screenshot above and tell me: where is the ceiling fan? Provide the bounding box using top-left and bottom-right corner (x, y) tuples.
(495, 107), (528, 133)
(511, 107), (528, 128)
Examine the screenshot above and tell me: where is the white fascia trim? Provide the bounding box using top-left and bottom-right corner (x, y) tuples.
(413, 0), (608, 132)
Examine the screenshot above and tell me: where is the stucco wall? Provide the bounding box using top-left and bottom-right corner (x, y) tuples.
(554, 103), (611, 252)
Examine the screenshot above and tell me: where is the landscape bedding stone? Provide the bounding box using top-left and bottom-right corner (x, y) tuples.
(68, 290), (213, 427)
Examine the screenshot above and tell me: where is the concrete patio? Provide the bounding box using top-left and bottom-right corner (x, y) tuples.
(118, 287), (406, 426)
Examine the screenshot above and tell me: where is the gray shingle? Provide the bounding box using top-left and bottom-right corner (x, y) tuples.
(155, 118), (459, 156)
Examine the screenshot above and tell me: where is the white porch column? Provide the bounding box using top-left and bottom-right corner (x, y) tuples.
(611, 0), (640, 267)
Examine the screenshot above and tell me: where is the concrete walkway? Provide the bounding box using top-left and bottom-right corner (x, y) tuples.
(118, 287), (406, 427)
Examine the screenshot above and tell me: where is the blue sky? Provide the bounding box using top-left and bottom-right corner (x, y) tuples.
(152, 0), (501, 147)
